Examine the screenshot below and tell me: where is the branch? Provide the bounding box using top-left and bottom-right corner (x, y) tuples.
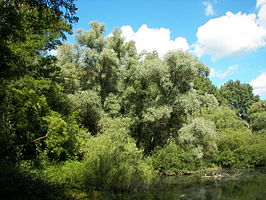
(33, 135), (47, 143)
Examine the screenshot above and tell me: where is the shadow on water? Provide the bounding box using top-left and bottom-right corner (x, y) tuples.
(85, 167), (266, 200)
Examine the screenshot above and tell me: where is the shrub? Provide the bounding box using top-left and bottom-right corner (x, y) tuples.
(42, 160), (85, 190)
(203, 106), (248, 131)
(82, 131), (154, 191)
(214, 129), (266, 167)
(150, 142), (205, 174)
(81, 117), (154, 191)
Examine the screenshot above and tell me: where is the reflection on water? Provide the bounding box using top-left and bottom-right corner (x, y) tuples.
(86, 167), (266, 200)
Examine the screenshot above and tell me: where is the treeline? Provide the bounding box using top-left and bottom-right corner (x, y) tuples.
(1, 0), (266, 199)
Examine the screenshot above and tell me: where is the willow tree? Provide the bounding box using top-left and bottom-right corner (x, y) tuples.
(123, 50), (217, 153)
(56, 22), (219, 154)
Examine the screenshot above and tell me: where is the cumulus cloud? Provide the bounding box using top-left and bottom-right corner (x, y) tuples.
(210, 64), (238, 78)
(257, 0), (266, 8)
(257, 0), (266, 28)
(193, 11), (266, 59)
(250, 73), (266, 96)
(203, 1), (215, 16)
(193, 0), (266, 60)
(120, 25), (189, 57)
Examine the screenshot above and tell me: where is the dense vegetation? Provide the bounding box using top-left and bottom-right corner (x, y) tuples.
(1, 0), (266, 199)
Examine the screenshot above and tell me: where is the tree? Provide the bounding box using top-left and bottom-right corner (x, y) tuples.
(68, 90), (103, 134)
(56, 43), (81, 94)
(0, 0), (78, 79)
(0, 76), (82, 161)
(178, 117), (217, 159)
(202, 106), (256, 167)
(0, 77), (50, 160)
(0, 0), (78, 162)
(124, 51), (214, 153)
(56, 22), (140, 122)
(203, 106), (249, 131)
(248, 100), (266, 114)
(216, 80), (259, 120)
(248, 100), (266, 132)
(41, 111), (78, 161)
(193, 74), (217, 95)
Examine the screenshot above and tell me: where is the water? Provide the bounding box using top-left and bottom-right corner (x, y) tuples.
(85, 167), (266, 200)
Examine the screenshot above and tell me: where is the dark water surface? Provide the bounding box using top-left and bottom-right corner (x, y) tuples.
(86, 167), (266, 200)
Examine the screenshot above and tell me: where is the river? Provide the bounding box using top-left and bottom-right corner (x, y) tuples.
(85, 167), (266, 200)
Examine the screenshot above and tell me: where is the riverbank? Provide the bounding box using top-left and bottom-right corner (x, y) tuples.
(162, 166), (223, 176)
(70, 167), (266, 200)
(1, 162), (266, 200)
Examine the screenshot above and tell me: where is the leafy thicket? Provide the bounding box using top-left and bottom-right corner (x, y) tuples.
(1, 1), (266, 198)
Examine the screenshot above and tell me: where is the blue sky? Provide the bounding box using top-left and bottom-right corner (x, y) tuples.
(67, 0), (266, 99)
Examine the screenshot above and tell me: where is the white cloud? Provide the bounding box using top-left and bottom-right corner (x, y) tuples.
(193, 10), (266, 59)
(120, 25), (189, 57)
(203, 1), (215, 16)
(47, 49), (58, 56)
(257, 0), (266, 8)
(250, 73), (266, 96)
(210, 64), (238, 78)
(257, 0), (266, 28)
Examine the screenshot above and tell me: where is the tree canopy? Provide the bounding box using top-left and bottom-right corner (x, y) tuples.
(216, 80), (259, 120)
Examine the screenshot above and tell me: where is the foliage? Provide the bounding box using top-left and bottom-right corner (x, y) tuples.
(246, 134), (266, 166)
(249, 112), (266, 132)
(43, 160), (85, 190)
(202, 106), (249, 131)
(248, 100), (266, 132)
(0, 76), (50, 161)
(216, 80), (259, 120)
(0, 162), (70, 200)
(126, 51), (212, 153)
(56, 23), (216, 154)
(178, 117), (217, 159)
(201, 106), (263, 167)
(0, 0), (78, 79)
(39, 111), (83, 162)
(151, 142), (204, 174)
(214, 131), (266, 167)
(214, 129), (253, 167)
(248, 100), (266, 114)
(193, 74), (217, 95)
(0, 0), (79, 162)
(1, 6), (266, 196)
(82, 132), (154, 191)
(68, 90), (103, 134)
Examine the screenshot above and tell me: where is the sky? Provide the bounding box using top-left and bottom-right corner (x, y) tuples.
(66, 0), (266, 99)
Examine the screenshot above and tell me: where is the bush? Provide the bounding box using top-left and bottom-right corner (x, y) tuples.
(82, 130), (154, 191)
(43, 160), (85, 189)
(40, 118), (154, 193)
(150, 142), (205, 174)
(38, 111), (89, 162)
(250, 112), (266, 132)
(214, 129), (266, 167)
(246, 134), (266, 166)
(203, 106), (248, 131)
